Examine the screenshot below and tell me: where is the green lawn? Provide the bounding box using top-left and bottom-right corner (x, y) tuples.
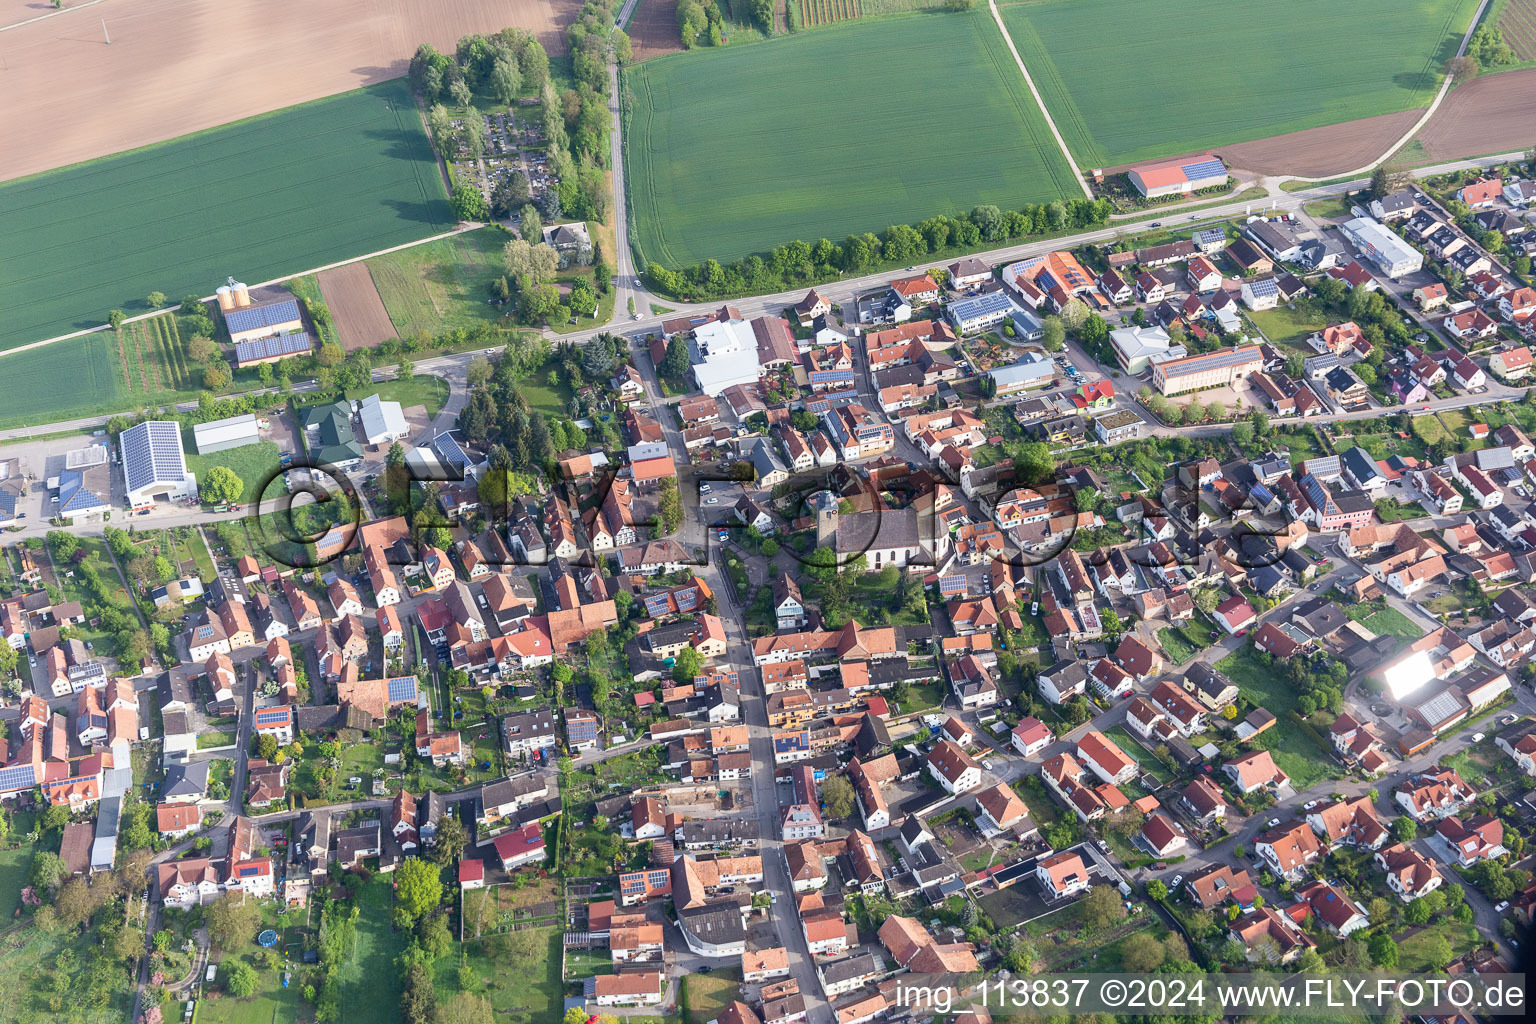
(518, 363), (577, 420)
(184, 439), (282, 505)
(448, 928), (564, 1024)
(0, 79), (449, 353)
(1216, 647), (1338, 791)
(336, 878), (409, 1024)
(367, 226), (512, 337)
(625, 10), (1081, 266)
(1157, 620), (1216, 665)
(684, 969), (743, 1024)
(346, 376), (450, 418)
(999, 0), (1478, 167)
(1245, 305), (1329, 355)
(0, 812), (37, 921)
(1396, 918), (1483, 971)
(1360, 606), (1424, 640)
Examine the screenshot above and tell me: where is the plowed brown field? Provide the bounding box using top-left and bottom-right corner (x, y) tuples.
(1217, 109), (1424, 177)
(629, 0), (683, 60)
(318, 263), (399, 351)
(1415, 69), (1536, 161)
(0, 0), (578, 183)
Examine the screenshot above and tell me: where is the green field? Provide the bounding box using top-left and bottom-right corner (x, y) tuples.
(999, 0), (1478, 168)
(625, 10), (1081, 266)
(185, 439), (283, 505)
(0, 335), (126, 427)
(0, 79), (450, 353)
(368, 226), (513, 337)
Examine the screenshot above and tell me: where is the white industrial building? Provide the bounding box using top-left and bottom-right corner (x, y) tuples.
(192, 413), (261, 454)
(1341, 217), (1423, 278)
(121, 421), (195, 507)
(359, 394), (409, 445)
(688, 318), (761, 397)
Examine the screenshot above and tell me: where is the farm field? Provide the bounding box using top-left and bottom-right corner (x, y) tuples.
(624, 10), (1082, 267)
(318, 263), (400, 351)
(0, 335), (126, 429)
(1497, 0), (1536, 59)
(0, 79), (451, 353)
(998, 0), (1478, 169)
(367, 226), (514, 337)
(0, 0), (576, 183)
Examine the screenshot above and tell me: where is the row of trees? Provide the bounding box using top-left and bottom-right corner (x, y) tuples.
(644, 197), (1115, 301)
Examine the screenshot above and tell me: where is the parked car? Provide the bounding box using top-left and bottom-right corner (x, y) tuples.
(1267, 817), (1281, 828)
(1171, 874), (1183, 889)
(1494, 901), (1510, 914)
(1304, 800), (1318, 810)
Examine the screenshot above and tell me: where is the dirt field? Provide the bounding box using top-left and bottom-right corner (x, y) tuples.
(0, 0), (58, 28)
(318, 263), (399, 351)
(1414, 68), (1536, 161)
(629, 0), (682, 60)
(0, 0), (578, 183)
(1499, 0), (1536, 59)
(1217, 108), (1424, 177)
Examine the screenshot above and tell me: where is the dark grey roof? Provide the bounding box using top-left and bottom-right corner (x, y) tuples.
(834, 508), (921, 554)
(677, 900), (747, 944)
(162, 761), (210, 800)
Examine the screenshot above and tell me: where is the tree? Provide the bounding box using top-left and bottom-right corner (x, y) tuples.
(223, 961), (257, 998)
(438, 993), (495, 1024)
(393, 857), (443, 929)
(1423, 934), (1454, 970)
(451, 181), (490, 222)
(1368, 929), (1399, 968)
(656, 477), (683, 535)
(519, 204), (543, 243)
(1369, 163), (1412, 199)
(206, 893), (261, 950)
(1145, 880), (1168, 901)
(428, 813), (468, 872)
(30, 850), (67, 891)
(1079, 884), (1126, 930)
(1444, 55), (1479, 82)
(1041, 316), (1066, 352)
(203, 363), (231, 390)
(108, 310), (126, 330)
(822, 774), (855, 818)
(1120, 931), (1167, 972)
(1393, 816), (1418, 841)
(147, 291), (167, 309)
(200, 466), (244, 505)
(1016, 441), (1055, 485)
(671, 646), (703, 684)
(400, 964), (436, 1024)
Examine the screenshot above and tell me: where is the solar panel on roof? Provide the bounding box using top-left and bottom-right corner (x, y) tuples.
(224, 300), (302, 334)
(1181, 159), (1225, 180)
(0, 764), (37, 791)
(387, 677), (417, 702)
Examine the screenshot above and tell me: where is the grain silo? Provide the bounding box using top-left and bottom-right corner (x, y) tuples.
(233, 281), (251, 307)
(216, 285), (235, 311)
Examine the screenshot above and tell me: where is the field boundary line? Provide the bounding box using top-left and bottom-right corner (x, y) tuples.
(986, 0), (1091, 198)
(0, 0), (109, 33)
(0, 223), (481, 362)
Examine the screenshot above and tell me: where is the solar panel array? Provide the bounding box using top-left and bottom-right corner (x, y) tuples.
(224, 299), (302, 335)
(434, 432), (468, 469)
(234, 332), (313, 364)
(0, 763), (38, 792)
(387, 676), (417, 703)
(122, 421), (186, 494)
(1248, 278), (1280, 297)
(1180, 158), (1226, 181)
